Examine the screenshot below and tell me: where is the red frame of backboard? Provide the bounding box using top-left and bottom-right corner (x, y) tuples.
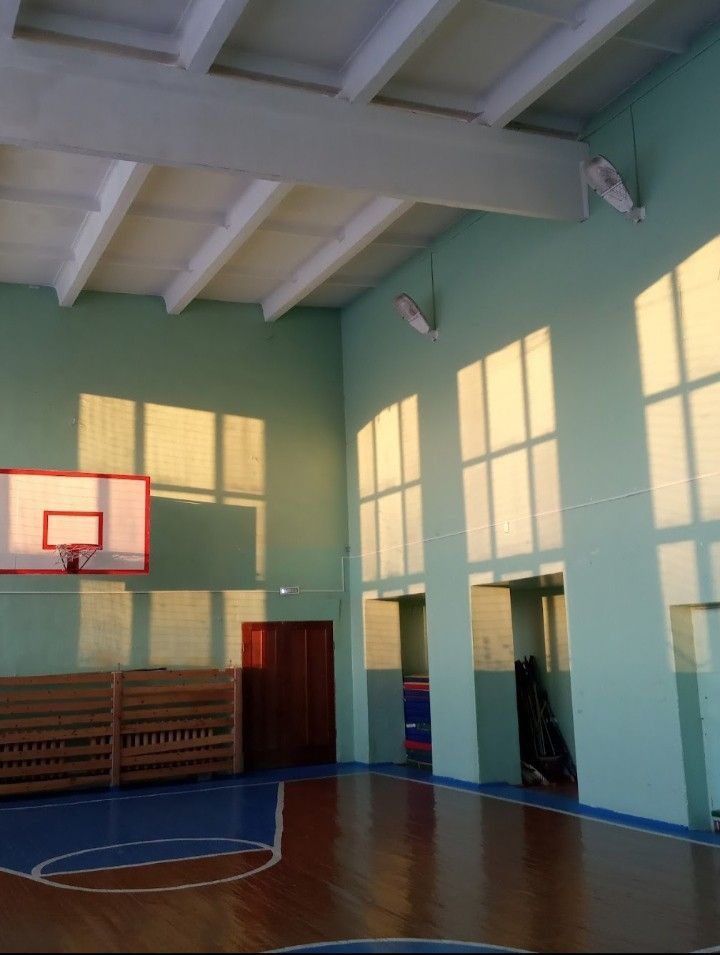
(0, 468), (150, 575)
(42, 511), (104, 551)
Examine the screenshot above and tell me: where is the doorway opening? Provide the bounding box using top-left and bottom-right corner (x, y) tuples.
(242, 620), (336, 771)
(471, 573), (576, 794)
(364, 594), (431, 770)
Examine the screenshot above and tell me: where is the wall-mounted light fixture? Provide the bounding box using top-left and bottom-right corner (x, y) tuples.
(584, 155), (645, 223)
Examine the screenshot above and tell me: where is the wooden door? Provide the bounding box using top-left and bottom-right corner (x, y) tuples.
(242, 621), (336, 770)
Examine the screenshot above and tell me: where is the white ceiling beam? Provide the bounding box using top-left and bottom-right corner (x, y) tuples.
(164, 179), (292, 314)
(55, 161), (151, 306)
(0, 1), (20, 37)
(477, 0), (656, 127)
(262, 198), (413, 322)
(338, 0), (462, 104)
(0, 42), (587, 219)
(177, 0), (252, 72)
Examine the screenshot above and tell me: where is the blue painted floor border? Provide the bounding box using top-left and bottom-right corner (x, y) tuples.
(4, 760), (720, 850)
(371, 763), (720, 848)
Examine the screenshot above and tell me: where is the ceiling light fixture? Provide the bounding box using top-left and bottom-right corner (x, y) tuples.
(584, 155), (645, 223)
(393, 293), (439, 342)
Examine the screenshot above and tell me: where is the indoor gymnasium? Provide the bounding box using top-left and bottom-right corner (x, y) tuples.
(1, 1), (720, 952)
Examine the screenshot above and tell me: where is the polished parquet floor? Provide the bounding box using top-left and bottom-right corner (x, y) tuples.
(0, 766), (718, 953)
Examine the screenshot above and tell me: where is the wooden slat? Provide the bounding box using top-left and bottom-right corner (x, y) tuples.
(122, 668), (231, 682)
(119, 703), (233, 721)
(0, 672), (110, 686)
(121, 733), (233, 759)
(0, 726), (111, 745)
(121, 716), (232, 735)
(0, 773), (111, 796)
(0, 713), (113, 730)
(122, 686), (233, 703)
(0, 699), (111, 715)
(0, 742), (111, 763)
(121, 742), (233, 768)
(0, 756), (111, 779)
(120, 759), (233, 783)
(0, 688), (112, 704)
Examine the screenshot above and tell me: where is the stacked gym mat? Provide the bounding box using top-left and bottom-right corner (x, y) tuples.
(403, 675), (431, 767)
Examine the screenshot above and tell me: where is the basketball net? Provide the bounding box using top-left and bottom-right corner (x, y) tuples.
(56, 544), (100, 574)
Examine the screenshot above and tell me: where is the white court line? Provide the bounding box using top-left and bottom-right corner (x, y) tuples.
(44, 841), (269, 878)
(268, 940), (529, 953)
(0, 769), (361, 813)
(371, 770), (720, 851)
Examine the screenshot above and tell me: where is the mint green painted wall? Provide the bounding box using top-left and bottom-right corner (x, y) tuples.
(0, 286), (353, 761)
(342, 32), (720, 824)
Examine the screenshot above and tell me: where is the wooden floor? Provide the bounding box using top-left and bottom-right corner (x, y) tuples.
(0, 768), (719, 953)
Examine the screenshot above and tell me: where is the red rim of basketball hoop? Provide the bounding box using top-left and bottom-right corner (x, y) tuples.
(56, 544), (100, 574)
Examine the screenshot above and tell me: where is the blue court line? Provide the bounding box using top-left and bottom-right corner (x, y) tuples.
(371, 764), (720, 848)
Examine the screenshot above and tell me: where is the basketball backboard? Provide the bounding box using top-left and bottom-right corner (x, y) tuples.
(0, 469), (150, 574)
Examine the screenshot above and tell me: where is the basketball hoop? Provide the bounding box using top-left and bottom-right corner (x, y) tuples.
(56, 543), (100, 574)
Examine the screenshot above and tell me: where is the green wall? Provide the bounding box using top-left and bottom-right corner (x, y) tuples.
(342, 28), (720, 825)
(0, 286), (353, 760)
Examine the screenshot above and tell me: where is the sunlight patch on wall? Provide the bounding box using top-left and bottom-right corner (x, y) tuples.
(543, 594), (569, 673)
(636, 274), (679, 396)
(690, 382), (720, 521)
(675, 237), (720, 383)
(637, 238), (720, 532)
(223, 415), (265, 496)
(470, 585), (514, 673)
(644, 396), (692, 527)
(78, 394), (136, 474)
(149, 591), (212, 667)
(223, 591), (268, 666)
(458, 328), (561, 566)
(658, 540), (700, 609)
(364, 598), (402, 671)
(145, 404), (216, 492)
(357, 395), (424, 585)
(78, 579), (131, 669)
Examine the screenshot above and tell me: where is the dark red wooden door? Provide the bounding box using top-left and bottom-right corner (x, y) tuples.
(242, 621), (336, 770)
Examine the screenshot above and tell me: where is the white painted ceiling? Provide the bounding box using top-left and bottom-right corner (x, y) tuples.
(2, 0), (719, 318)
